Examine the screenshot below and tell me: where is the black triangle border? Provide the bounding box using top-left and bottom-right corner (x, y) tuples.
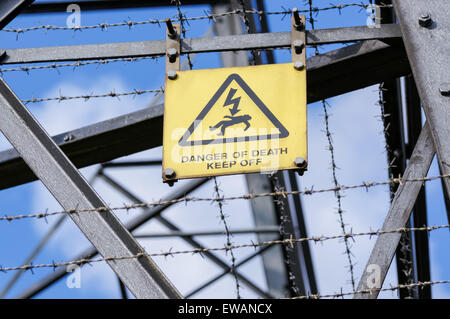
(178, 73), (289, 146)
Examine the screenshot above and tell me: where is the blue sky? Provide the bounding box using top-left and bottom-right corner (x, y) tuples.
(0, 0), (448, 299)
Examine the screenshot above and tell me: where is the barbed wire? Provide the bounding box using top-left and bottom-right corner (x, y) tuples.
(313, 0), (356, 291)
(0, 47), (288, 76)
(0, 56), (162, 74)
(291, 280), (450, 299)
(173, 0), (193, 70)
(21, 88), (163, 104)
(1, 173), (448, 222)
(0, 223), (447, 273)
(239, 0), (258, 65)
(213, 177), (240, 298)
(0, 47), (289, 76)
(270, 172), (301, 296)
(322, 99), (356, 291)
(2, 4), (393, 35)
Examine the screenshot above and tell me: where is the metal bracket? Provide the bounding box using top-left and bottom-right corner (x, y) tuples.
(165, 18), (181, 74)
(291, 10), (307, 176)
(163, 18), (181, 186)
(291, 9), (306, 68)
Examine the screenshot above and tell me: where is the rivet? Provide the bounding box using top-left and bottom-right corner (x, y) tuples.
(163, 168), (176, 179)
(293, 61), (304, 71)
(293, 40), (304, 54)
(294, 157), (307, 168)
(167, 70), (177, 80)
(439, 83), (450, 96)
(64, 134), (74, 142)
(418, 13), (432, 27)
(167, 48), (178, 63)
(165, 18), (177, 39)
(292, 8), (303, 30)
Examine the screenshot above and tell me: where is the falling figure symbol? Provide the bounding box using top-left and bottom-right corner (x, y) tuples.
(209, 114), (252, 136)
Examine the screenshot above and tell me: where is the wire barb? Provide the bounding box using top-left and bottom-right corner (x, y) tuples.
(0, 173), (449, 222)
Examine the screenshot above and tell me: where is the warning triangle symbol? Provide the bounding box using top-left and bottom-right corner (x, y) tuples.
(178, 73), (289, 146)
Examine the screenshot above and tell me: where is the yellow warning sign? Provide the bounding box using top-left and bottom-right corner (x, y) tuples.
(162, 63), (307, 181)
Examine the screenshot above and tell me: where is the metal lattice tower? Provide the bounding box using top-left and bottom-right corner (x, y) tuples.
(0, 0), (448, 299)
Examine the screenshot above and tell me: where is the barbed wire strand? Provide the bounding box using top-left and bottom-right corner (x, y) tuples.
(21, 88), (163, 104)
(239, 0), (258, 65)
(0, 47), (289, 76)
(309, 0), (356, 291)
(1, 4), (393, 35)
(322, 99), (356, 290)
(291, 280), (450, 299)
(1, 173), (448, 222)
(270, 172), (301, 296)
(0, 56), (162, 75)
(173, 0), (193, 70)
(213, 177), (241, 299)
(378, 82), (416, 298)
(0, 224), (447, 273)
(306, 0), (320, 56)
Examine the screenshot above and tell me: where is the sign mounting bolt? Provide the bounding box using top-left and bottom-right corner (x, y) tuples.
(292, 8), (303, 30)
(439, 83), (450, 96)
(165, 18), (177, 39)
(167, 70), (177, 80)
(64, 134), (74, 142)
(294, 40), (304, 54)
(294, 157), (307, 169)
(293, 61), (304, 71)
(418, 13), (432, 27)
(163, 168), (176, 179)
(167, 48), (178, 63)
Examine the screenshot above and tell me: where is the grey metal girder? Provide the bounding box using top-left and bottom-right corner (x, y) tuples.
(393, 0), (450, 205)
(0, 25), (401, 64)
(354, 123), (435, 299)
(0, 0), (34, 29)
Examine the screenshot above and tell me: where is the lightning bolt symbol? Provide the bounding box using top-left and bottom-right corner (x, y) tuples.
(223, 88), (241, 116)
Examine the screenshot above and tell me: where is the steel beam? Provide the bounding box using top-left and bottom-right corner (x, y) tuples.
(0, 0), (34, 29)
(0, 25), (401, 64)
(405, 74), (431, 298)
(393, 0), (450, 212)
(354, 123), (435, 299)
(0, 78), (180, 299)
(0, 40), (411, 191)
(375, 0), (415, 298)
(245, 173), (291, 297)
(16, 178), (208, 299)
(283, 170), (317, 295)
(306, 39), (408, 103)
